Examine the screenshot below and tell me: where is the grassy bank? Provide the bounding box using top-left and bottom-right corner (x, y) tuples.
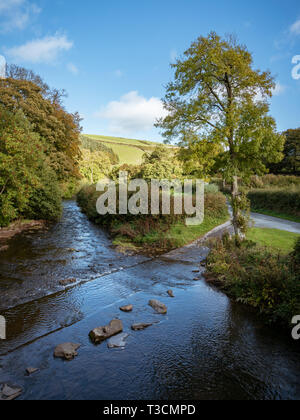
(247, 228), (300, 254)
(77, 184), (229, 254)
(113, 213), (229, 254)
(205, 235), (300, 327)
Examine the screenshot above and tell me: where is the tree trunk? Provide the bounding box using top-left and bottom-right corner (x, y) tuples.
(231, 176), (245, 239)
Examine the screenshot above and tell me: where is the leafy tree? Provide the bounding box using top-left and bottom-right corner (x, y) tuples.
(143, 144), (171, 164)
(269, 128), (300, 175)
(79, 149), (111, 183)
(80, 135), (119, 165)
(177, 132), (221, 178)
(0, 106), (61, 226)
(140, 145), (183, 181)
(0, 76), (82, 182)
(157, 32), (285, 237)
(110, 164), (141, 181)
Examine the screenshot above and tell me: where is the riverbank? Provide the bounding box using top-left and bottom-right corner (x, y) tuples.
(77, 185), (230, 256)
(0, 220), (47, 252)
(204, 234), (300, 327)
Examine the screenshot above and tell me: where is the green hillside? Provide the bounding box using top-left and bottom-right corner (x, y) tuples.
(82, 134), (165, 165)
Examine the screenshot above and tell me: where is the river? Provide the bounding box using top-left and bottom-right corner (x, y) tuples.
(0, 201), (299, 400)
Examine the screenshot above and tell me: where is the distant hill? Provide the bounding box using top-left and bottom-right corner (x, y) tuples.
(81, 134), (165, 165)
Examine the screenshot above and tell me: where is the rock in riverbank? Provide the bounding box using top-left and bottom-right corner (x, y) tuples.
(26, 367), (39, 375)
(120, 304), (133, 312)
(54, 343), (81, 360)
(131, 323), (153, 331)
(107, 333), (129, 349)
(0, 384), (22, 400)
(89, 319), (123, 344)
(149, 300), (167, 314)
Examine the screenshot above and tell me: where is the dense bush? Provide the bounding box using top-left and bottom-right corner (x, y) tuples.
(249, 174), (300, 189)
(206, 235), (300, 327)
(23, 166), (62, 221)
(248, 189), (300, 217)
(205, 183), (220, 194)
(77, 184), (228, 253)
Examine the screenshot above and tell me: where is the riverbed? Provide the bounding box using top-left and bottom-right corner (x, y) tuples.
(0, 201), (299, 400)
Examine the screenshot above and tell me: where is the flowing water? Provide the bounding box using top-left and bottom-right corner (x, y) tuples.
(0, 201), (299, 400)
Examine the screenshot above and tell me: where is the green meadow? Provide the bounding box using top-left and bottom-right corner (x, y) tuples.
(83, 134), (165, 165)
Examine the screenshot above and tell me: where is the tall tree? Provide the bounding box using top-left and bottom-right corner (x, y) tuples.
(0, 75), (82, 182)
(269, 128), (300, 175)
(156, 32), (285, 237)
(0, 106), (61, 226)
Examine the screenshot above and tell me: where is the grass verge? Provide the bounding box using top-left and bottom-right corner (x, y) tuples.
(247, 228), (300, 254)
(113, 214), (229, 254)
(205, 235), (300, 327)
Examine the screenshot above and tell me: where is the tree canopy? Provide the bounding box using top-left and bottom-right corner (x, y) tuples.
(157, 32), (285, 236)
(0, 106), (61, 226)
(269, 128), (300, 175)
(0, 74), (82, 182)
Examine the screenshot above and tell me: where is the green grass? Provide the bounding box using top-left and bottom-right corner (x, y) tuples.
(83, 134), (175, 165)
(247, 227), (300, 254)
(114, 214), (229, 251)
(106, 143), (146, 165)
(251, 208), (300, 223)
(85, 134), (160, 147)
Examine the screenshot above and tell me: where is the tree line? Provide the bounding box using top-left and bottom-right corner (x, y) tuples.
(0, 65), (82, 226)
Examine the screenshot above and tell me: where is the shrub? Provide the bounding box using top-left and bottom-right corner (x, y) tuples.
(248, 189), (300, 217)
(77, 185), (228, 253)
(205, 183), (220, 194)
(249, 174), (300, 189)
(23, 166), (62, 221)
(206, 236), (300, 327)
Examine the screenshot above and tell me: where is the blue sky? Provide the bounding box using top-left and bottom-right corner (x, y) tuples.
(0, 0), (300, 141)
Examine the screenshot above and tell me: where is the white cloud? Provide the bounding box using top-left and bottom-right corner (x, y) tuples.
(0, 0), (40, 32)
(272, 82), (286, 96)
(6, 34), (73, 64)
(95, 91), (168, 135)
(290, 19), (300, 35)
(67, 63), (79, 75)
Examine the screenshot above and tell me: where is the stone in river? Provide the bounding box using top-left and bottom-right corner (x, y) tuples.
(120, 304), (133, 312)
(149, 299), (167, 314)
(0, 384), (22, 400)
(167, 290), (175, 298)
(131, 323), (153, 331)
(107, 333), (129, 349)
(26, 367), (39, 375)
(89, 319), (123, 344)
(53, 343), (81, 360)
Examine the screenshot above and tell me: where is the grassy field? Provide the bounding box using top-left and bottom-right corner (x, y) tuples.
(247, 227), (300, 254)
(83, 134), (166, 165)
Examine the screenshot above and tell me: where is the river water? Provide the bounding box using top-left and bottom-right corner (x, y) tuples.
(0, 201), (299, 400)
